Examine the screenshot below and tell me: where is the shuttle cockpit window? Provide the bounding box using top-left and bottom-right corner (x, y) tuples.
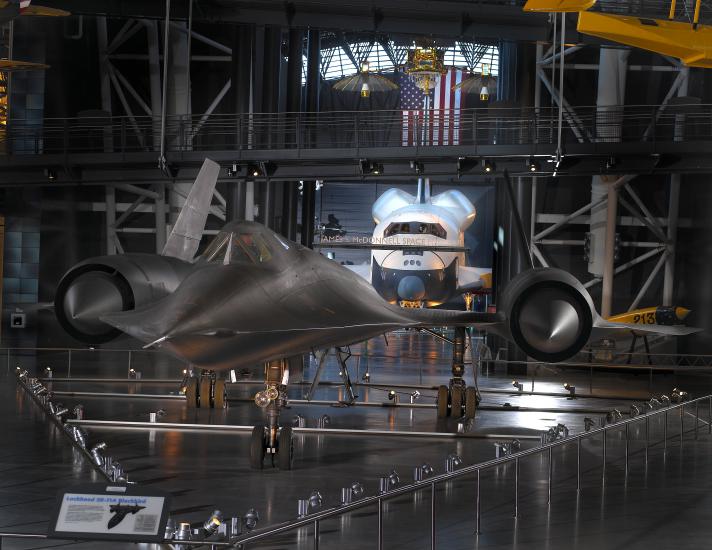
(384, 222), (446, 239)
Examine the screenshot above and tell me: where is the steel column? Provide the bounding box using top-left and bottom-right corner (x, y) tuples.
(159, 0), (171, 168)
(105, 186), (117, 255)
(305, 29), (320, 113)
(96, 17), (113, 152)
(154, 181), (166, 252)
(601, 182), (618, 318)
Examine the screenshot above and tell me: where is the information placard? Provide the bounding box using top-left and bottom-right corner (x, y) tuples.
(48, 484), (170, 543)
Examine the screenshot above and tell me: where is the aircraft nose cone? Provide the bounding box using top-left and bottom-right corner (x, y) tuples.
(397, 275), (426, 301)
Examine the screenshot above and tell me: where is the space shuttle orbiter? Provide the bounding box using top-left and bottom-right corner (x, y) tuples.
(347, 179), (492, 308)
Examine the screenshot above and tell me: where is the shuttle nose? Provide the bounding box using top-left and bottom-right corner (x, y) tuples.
(397, 276), (426, 301)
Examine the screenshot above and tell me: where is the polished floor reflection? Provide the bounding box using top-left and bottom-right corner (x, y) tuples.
(2, 331), (712, 549)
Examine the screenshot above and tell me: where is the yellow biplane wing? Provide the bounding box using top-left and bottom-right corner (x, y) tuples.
(523, 0), (595, 12)
(0, 59), (49, 71)
(522, 0), (712, 69)
(577, 12), (712, 69)
(20, 5), (70, 16)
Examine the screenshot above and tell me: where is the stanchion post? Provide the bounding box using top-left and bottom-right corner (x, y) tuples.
(314, 520), (319, 550)
(624, 423), (629, 474)
(377, 499), (383, 550)
(475, 469), (481, 534)
(514, 457), (519, 517)
(602, 430), (606, 485)
(664, 410), (668, 452)
(695, 401), (699, 439)
(547, 446), (553, 503)
(430, 481), (436, 550)
(576, 438), (581, 492)
(68, 349), (72, 378)
(645, 415), (649, 463)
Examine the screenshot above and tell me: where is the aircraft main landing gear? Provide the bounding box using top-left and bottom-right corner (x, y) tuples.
(250, 359), (294, 470)
(437, 327), (479, 420)
(184, 370), (227, 409)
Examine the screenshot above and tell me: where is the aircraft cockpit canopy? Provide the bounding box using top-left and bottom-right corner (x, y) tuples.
(384, 222), (447, 239)
(200, 230), (274, 265)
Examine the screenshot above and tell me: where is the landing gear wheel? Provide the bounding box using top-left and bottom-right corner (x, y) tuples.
(278, 427), (294, 470)
(465, 387), (478, 419)
(437, 385), (449, 418)
(199, 377), (212, 408)
(185, 378), (199, 409)
(250, 425), (266, 469)
(450, 385), (464, 418)
(213, 379), (226, 409)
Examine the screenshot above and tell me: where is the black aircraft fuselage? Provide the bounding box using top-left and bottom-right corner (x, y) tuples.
(98, 221), (494, 371)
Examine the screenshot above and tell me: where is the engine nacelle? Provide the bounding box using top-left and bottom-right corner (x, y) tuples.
(499, 268), (595, 363)
(54, 254), (192, 344)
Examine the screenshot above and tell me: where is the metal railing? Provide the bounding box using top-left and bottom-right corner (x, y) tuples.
(230, 394), (712, 549)
(2, 104), (712, 156)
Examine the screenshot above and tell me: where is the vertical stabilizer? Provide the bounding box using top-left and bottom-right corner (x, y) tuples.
(416, 177), (431, 204)
(161, 158), (220, 262)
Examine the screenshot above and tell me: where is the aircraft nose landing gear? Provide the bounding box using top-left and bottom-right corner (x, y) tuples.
(437, 327), (479, 420)
(250, 359), (294, 470)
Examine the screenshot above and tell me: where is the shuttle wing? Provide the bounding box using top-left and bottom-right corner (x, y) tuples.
(457, 265), (492, 292)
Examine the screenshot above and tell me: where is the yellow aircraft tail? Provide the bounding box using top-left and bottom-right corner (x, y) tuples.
(606, 306), (691, 326)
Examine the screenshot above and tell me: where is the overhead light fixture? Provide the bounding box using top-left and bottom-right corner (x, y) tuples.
(482, 159), (495, 173)
(563, 383), (575, 398)
(247, 163), (261, 178)
(457, 156), (478, 175)
(527, 157), (539, 172)
(479, 85), (489, 101)
(359, 159), (383, 176)
(333, 58), (398, 96)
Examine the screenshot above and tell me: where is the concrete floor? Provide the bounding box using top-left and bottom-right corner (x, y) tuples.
(2, 331), (712, 549)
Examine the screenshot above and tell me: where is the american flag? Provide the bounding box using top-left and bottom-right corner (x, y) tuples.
(399, 68), (466, 146)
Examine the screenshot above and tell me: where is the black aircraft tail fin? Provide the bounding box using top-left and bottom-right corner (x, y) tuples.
(161, 158), (220, 262)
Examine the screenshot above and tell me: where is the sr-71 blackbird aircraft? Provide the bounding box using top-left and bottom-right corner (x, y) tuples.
(54, 159), (699, 469)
